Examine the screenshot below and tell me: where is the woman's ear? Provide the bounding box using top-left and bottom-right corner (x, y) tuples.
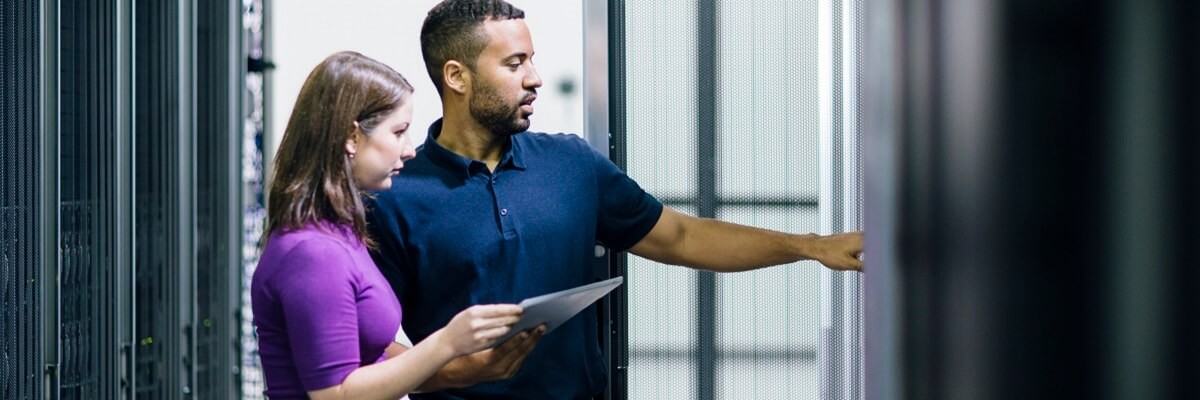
(345, 121), (361, 158)
(444, 60), (470, 95)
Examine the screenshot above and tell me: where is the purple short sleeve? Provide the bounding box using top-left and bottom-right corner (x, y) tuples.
(252, 224), (402, 398)
(272, 239), (364, 390)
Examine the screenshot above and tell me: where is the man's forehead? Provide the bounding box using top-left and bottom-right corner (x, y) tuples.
(479, 18), (533, 52)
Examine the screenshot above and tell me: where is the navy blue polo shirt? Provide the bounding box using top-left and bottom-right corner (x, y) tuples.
(365, 119), (662, 400)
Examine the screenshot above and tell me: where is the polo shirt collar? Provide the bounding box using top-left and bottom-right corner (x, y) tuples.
(424, 118), (527, 179)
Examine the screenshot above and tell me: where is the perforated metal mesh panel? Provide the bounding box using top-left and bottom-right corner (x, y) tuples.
(193, 3), (256, 399)
(624, 1), (701, 398)
(196, 0), (241, 398)
(818, 0), (865, 398)
(0, 0), (41, 398)
(711, 0), (824, 395)
(714, 207), (822, 400)
(134, 0), (185, 397)
(58, 0), (125, 397)
(622, 0), (861, 398)
(4, 2), (253, 398)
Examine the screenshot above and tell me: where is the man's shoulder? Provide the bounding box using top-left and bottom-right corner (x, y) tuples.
(517, 130), (587, 146)
(515, 131), (594, 158)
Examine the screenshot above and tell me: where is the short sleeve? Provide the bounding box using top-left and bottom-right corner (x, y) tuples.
(586, 139), (664, 251)
(272, 239), (363, 391)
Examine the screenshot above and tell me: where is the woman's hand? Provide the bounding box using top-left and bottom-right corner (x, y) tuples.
(437, 304), (524, 356)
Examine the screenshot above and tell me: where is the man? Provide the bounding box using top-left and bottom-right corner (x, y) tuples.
(366, 1), (864, 398)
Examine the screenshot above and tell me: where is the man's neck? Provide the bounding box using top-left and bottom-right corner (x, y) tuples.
(436, 112), (507, 171)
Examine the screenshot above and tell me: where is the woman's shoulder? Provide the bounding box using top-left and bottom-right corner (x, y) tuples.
(261, 223), (363, 266)
(256, 226), (369, 290)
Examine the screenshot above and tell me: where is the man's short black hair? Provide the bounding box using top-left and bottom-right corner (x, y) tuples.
(420, 0), (526, 96)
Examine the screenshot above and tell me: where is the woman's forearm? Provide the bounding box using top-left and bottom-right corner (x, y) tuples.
(308, 329), (458, 400)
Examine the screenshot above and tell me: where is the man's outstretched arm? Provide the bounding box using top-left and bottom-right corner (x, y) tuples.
(629, 206), (863, 272)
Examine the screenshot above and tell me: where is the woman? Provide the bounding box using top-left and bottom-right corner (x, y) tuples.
(252, 51), (522, 400)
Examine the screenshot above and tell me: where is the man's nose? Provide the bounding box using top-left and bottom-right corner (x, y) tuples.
(525, 65), (543, 89)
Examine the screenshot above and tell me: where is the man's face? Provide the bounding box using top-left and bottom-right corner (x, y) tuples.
(468, 19), (543, 136)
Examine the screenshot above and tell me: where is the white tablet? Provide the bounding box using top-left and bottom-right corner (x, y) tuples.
(492, 276), (624, 346)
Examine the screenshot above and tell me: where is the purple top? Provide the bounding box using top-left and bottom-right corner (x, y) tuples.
(252, 221), (402, 399)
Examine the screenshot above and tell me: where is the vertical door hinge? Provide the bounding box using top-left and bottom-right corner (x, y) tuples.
(182, 323), (194, 398)
(43, 363), (58, 400)
(120, 341), (132, 395)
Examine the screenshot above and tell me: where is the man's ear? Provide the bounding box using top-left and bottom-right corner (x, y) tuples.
(345, 121), (361, 157)
(443, 60), (470, 95)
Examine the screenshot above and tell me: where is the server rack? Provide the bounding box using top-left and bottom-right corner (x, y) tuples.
(2, 1), (248, 398)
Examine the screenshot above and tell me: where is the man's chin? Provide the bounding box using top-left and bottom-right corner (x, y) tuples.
(476, 112), (533, 135)
(511, 116), (531, 133)
(507, 122), (531, 135)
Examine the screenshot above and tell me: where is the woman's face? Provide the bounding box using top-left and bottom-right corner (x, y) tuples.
(349, 101), (416, 191)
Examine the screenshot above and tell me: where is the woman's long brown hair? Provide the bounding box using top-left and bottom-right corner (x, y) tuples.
(265, 51), (413, 248)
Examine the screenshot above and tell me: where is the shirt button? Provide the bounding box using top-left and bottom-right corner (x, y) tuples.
(500, 208), (508, 216)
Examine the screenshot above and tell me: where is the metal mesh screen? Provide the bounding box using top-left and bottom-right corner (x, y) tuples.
(714, 207), (822, 400)
(0, 0), (41, 398)
(3, 1), (252, 398)
(817, 0), (864, 398)
(196, 0), (240, 398)
(851, 0), (865, 392)
(134, 0), (184, 397)
(624, 1), (700, 398)
(59, 0), (123, 397)
(623, 0), (861, 398)
(712, 1), (824, 399)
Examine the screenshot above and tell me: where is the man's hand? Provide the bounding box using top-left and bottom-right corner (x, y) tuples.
(460, 326), (543, 381)
(807, 231), (864, 271)
(423, 325), (546, 390)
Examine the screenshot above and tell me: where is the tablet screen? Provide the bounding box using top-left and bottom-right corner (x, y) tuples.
(492, 276), (624, 346)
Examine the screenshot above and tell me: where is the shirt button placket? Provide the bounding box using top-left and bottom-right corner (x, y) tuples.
(493, 173), (517, 237)
(496, 178), (509, 217)
(489, 173), (509, 233)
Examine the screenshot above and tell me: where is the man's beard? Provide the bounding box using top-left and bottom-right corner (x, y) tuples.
(470, 79), (533, 136)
